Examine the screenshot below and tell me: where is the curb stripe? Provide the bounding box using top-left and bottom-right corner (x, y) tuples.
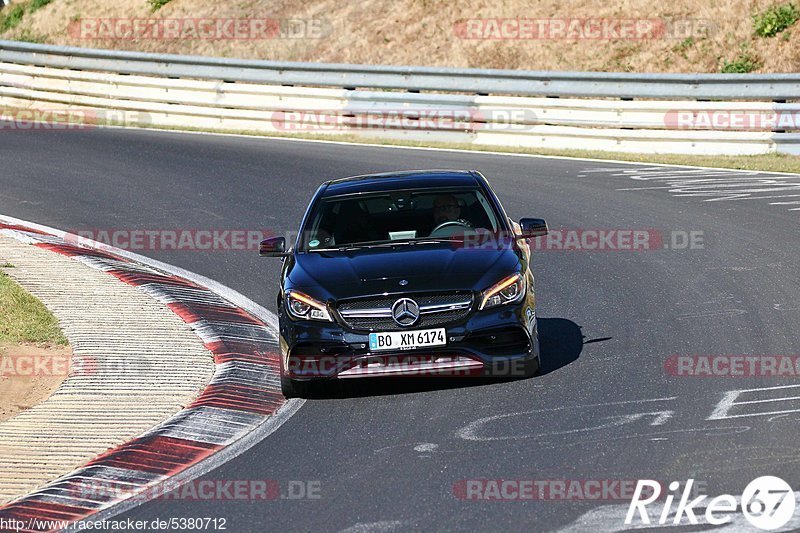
(0, 222), (289, 532)
(165, 302), (263, 326)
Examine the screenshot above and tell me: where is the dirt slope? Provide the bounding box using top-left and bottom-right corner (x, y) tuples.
(2, 0), (799, 73)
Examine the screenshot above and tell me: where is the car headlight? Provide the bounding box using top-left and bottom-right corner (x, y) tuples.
(286, 290), (332, 321)
(479, 273), (526, 310)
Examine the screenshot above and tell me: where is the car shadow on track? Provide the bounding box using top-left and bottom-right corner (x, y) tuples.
(301, 317), (585, 399)
(537, 317), (586, 376)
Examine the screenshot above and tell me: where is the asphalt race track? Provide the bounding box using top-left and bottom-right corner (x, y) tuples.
(3, 127), (800, 532)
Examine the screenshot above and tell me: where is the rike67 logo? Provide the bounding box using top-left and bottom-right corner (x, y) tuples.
(626, 477), (796, 530)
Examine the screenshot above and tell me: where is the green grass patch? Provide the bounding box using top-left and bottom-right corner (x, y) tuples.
(0, 0), (52, 35)
(28, 0), (53, 12)
(753, 2), (800, 37)
(15, 27), (47, 43)
(0, 3), (26, 33)
(0, 270), (68, 345)
(674, 37), (694, 53)
(148, 0), (173, 11)
(721, 51), (760, 73)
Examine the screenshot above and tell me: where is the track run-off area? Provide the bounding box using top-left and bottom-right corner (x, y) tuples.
(2, 127), (800, 532)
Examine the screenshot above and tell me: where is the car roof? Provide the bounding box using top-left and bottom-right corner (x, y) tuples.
(321, 170), (483, 197)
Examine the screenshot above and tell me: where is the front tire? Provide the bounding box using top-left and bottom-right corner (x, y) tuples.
(281, 376), (313, 398)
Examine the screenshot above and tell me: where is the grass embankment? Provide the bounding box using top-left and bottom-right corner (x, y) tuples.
(0, 263), (71, 422)
(0, 265), (67, 345)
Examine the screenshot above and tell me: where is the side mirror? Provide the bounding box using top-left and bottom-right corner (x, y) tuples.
(517, 218), (548, 239)
(259, 237), (288, 257)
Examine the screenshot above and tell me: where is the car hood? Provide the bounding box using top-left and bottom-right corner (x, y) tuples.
(287, 243), (523, 300)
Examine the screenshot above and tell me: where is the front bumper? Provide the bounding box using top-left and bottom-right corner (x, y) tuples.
(279, 301), (538, 380)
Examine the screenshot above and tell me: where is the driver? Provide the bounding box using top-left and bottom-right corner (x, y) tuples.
(433, 194), (467, 225)
(430, 194), (473, 237)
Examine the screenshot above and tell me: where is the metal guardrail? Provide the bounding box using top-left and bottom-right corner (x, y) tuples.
(1, 40), (800, 100)
(0, 40), (798, 156)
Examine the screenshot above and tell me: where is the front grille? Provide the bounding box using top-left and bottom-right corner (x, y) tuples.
(336, 292), (473, 331)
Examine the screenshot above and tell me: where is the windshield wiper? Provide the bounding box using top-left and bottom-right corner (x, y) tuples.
(308, 238), (461, 252)
(408, 238), (460, 244)
(337, 242), (404, 250)
(348, 239), (454, 249)
(307, 243), (391, 252)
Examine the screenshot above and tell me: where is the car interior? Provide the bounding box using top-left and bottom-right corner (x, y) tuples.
(307, 189), (499, 248)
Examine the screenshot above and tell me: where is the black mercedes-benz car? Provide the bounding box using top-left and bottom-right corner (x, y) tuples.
(259, 170), (548, 397)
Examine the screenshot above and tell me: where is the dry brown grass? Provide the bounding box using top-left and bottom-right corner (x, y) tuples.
(3, 0), (799, 72)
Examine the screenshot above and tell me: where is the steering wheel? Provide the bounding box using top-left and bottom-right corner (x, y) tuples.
(429, 219), (472, 238)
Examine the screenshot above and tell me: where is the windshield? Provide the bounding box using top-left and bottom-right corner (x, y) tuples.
(300, 187), (503, 251)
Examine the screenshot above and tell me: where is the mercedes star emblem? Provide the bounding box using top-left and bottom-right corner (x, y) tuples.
(391, 298), (420, 327)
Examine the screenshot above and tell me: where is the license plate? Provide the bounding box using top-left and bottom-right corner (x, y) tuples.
(369, 328), (446, 351)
